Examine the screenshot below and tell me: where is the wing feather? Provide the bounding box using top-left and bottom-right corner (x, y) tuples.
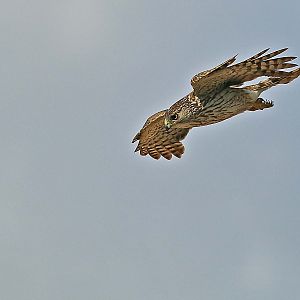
(191, 48), (298, 99)
(132, 110), (190, 160)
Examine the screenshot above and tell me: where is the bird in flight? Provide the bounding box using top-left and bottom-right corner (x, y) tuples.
(132, 48), (300, 160)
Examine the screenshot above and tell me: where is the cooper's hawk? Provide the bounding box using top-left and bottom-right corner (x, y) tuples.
(132, 48), (300, 160)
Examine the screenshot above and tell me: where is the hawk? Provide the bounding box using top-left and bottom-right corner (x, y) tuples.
(132, 48), (300, 160)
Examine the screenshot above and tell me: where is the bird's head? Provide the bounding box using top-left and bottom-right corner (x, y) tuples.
(164, 96), (194, 129)
(164, 109), (185, 129)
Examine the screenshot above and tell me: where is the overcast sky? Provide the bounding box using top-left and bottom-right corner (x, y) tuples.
(1, 0), (300, 299)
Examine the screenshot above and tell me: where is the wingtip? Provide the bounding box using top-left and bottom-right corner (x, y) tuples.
(276, 47), (289, 55)
(132, 132), (140, 143)
(258, 48), (270, 56)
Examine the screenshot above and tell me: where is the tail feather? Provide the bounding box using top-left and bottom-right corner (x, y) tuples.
(277, 67), (300, 84)
(243, 67), (300, 92)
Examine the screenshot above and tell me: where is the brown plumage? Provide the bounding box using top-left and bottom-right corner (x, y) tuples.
(132, 110), (189, 160)
(132, 48), (300, 160)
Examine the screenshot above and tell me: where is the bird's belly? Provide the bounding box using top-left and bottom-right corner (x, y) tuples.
(196, 91), (250, 126)
(197, 109), (245, 126)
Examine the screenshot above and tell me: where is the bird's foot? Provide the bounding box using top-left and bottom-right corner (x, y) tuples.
(248, 98), (274, 111)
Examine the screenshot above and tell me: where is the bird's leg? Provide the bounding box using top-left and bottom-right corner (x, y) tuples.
(248, 98), (274, 111)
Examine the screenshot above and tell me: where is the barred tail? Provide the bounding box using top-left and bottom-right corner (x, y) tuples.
(243, 67), (300, 93)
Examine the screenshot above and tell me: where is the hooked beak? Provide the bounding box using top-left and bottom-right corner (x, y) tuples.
(164, 118), (172, 129)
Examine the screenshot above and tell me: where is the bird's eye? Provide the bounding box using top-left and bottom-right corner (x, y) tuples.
(170, 113), (178, 121)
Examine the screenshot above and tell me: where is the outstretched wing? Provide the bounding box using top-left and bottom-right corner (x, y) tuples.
(132, 110), (190, 160)
(191, 48), (298, 99)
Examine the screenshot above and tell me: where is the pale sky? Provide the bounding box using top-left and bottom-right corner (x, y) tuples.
(1, 1), (300, 299)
